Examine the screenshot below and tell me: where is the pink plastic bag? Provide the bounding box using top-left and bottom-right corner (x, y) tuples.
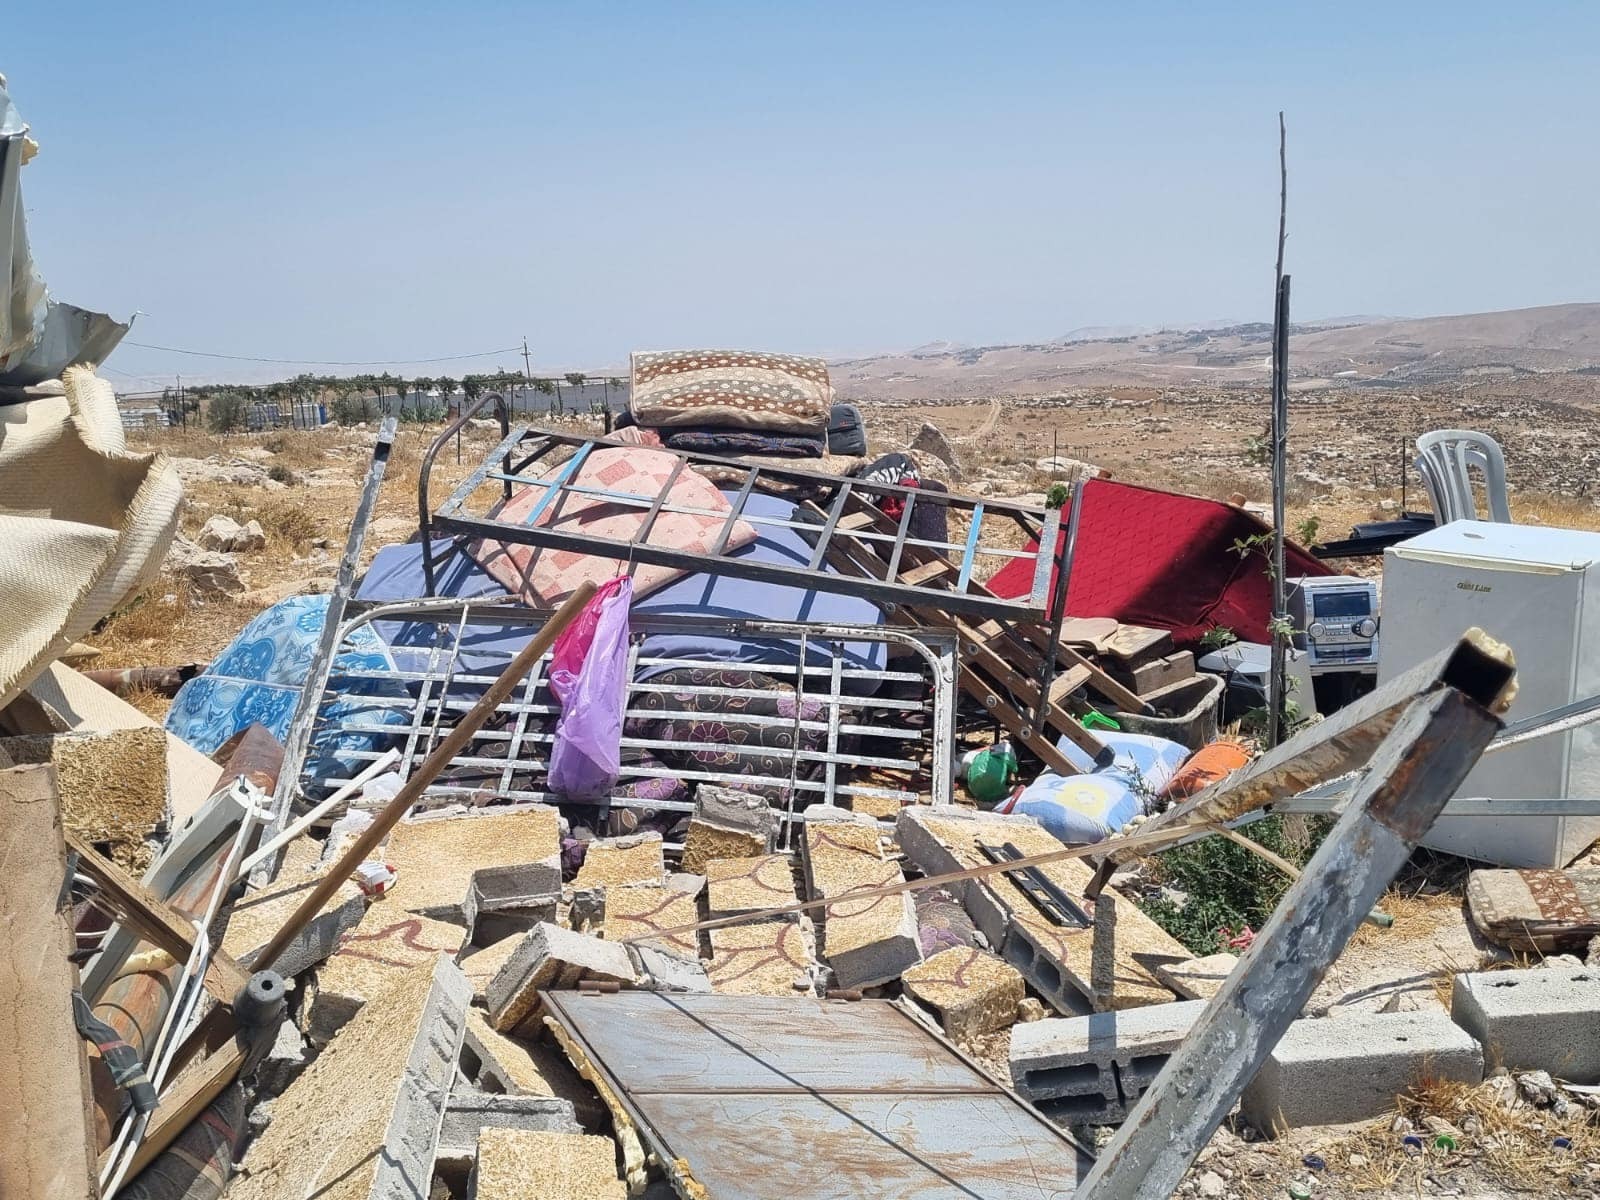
(549, 576), (632, 800)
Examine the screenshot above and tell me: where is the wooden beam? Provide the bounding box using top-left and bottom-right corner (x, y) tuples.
(1, 764), (99, 1200)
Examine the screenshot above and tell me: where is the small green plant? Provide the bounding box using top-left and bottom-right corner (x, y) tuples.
(1045, 483), (1070, 509)
(1243, 434), (1269, 466)
(206, 392), (249, 434)
(1198, 625), (1238, 650)
(266, 464), (295, 485)
(1294, 515), (1321, 546)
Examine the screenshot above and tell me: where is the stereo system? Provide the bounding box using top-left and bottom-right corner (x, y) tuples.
(1286, 575), (1380, 673)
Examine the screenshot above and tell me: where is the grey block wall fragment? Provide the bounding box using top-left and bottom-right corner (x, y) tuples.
(1240, 1010), (1484, 1133)
(630, 945), (712, 994)
(436, 1091), (581, 1161)
(1451, 966), (1600, 1082)
(1010, 1001), (1206, 1125)
(487, 922), (637, 1035)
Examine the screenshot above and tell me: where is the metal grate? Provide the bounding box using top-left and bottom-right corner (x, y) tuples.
(296, 599), (956, 828)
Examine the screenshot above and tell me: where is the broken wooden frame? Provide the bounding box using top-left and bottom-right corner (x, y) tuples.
(415, 415), (1063, 622)
(288, 598), (957, 827)
(1075, 636), (1512, 1199)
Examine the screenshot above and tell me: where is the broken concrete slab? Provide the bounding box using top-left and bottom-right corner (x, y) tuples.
(708, 919), (817, 997)
(487, 923), (637, 1036)
(679, 786), (776, 874)
(901, 946), (1026, 1042)
(437, 1089), (580, 1163)
(630, 945), (713, 994)
(457, 935), (525, 1006)
(231, 957), (469, 1200)
(666, 872), (706, 897)
(1152, 953), (1239, 1002)
(384, 806), (561, 926)
(1010, 1000), (1206, 1125)
(307, 904), (467, 1042)
(468, 1129), (626, 1200)
(0, 726), (168, 871)
(222, 859), (368, 979)
(602, 884), (700, 958)
(1451, 966), (1600, 1081)
(801, 806), (921, 989)
(897, 805), (1186, 1012)
(460, 1008), (606, 1128)
(254, 1020), (310, 1098)
(574, 831), (666, 890)
(705, 854), (796, 918)
(1241, 1010), (1484, 1133)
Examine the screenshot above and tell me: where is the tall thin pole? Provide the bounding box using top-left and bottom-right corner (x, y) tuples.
(1268, 112), (1290, 749)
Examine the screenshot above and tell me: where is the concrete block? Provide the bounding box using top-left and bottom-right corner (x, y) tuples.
(708, 919), (816, 997)
(232, 957), (469, 1200)
(629, 945), (712, 994)
(1242, 1010), (1484, 1133)
(680, 786), (776, 873)
(1, 727), (168, 871)
(254, 1020), (310, 1098)
(897, 805), (1185, 1013)
(901, 947), (1026, 1042)
(705, 854), (795, 918)
(456, 935), (524, 1005)
(1153, 953), (1239, 1001)
(222, 860), (368, 979)
(1451, 966), (1600, 1081)
(461, 1009), (609, 1129)
(602, 884), (700, 958)
(487, 923), (637, 1036)
(574, 831), (666, 889)
(437, 1089), (580, 1162)
(801, 806), (921, 988)
(1010, 1001), (1206, 1125)
(568, 886), (606, 933)
(308, 903), (467, 1042)
(468, 1129), (626, 1200)
(463, 858), (561, 930)
(384, 806), (561, 925)
(666, 872), (706, 897)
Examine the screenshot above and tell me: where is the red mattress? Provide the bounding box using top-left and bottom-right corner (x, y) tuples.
(989, 479), (1331, 648)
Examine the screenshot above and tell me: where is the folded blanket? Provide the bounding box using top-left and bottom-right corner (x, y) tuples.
(661, 427), (825, 458)
(630, 349), (831, 434)
(1467, 867), (1600, 953)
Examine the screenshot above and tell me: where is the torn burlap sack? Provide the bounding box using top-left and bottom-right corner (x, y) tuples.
(0, 366), (182, 710)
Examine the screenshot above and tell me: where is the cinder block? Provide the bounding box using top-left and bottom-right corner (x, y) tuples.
(708, 919), (816, 997)
(629, 945), (712, 994)
(574, 832), (666, 889)
(461, 1009), (608, 1129)
(801, 806), (921, 988)
(307, 903), (467, 1042)
(897, 806), (1184, 1013)
(468, 1129), (626, 1200)
(222, 860), (368, 979)
(487, 923), (636, 1035)
(232, 957), (469, 1200)
(901, 946), (1026, 1042)
(437, 1088), (580, 1162)
(1241, 1010), (1484, 1133)
(602, 884), (700, 958)
(1010, 1001), (1205, 1125)
(1451, 966), (1600, 1082)
(705, 854), (795, 918)
(680, 787), (776, 874)
(384, 806), (561, 925)
(456, 934), (524, 1006)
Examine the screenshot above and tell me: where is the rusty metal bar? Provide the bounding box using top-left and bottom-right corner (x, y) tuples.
(1075, 683), (1504, 1200)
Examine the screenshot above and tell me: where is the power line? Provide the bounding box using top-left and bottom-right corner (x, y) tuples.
(120, 341), (523, 367)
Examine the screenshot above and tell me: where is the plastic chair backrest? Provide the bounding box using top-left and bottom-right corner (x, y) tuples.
(1414, 429), (1512, 524)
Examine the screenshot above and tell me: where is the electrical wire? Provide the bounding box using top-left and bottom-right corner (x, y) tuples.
(120, 341), (523, 367)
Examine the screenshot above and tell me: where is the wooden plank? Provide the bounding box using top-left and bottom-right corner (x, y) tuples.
(1, 765), (98, 1200)
(899, 560), (954, 588)
(100, 1040), (246, 1183)
(66, 834), (252, 1003)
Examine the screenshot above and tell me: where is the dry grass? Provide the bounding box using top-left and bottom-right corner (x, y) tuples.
(1328, 1076), (1600, 1195)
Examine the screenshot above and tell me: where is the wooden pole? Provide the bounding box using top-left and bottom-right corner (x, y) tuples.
(251, 580), (597, 972)
(1268, 112), (1291, 749)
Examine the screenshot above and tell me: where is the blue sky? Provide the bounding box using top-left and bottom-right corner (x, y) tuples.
(8, 3), (1598, 385)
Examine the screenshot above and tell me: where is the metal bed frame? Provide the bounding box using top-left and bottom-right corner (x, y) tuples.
(291, 598), (956, 834)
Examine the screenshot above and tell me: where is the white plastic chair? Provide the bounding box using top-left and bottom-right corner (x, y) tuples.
(1414, 429), (1512, 524)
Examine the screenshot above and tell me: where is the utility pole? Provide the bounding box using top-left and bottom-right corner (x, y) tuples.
(178, 373), (185, 430)
(521, 337), (534, 413)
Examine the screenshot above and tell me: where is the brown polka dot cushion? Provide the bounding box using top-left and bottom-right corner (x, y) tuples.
(1466, 867), (1600, 953)
(471, 447), (758, 604)
(629, 349), (832, 434)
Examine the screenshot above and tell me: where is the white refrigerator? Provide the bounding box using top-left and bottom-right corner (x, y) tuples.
(1381, 520), (1600, 866)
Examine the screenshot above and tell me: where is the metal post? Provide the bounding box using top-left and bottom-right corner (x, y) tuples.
(1268, 273), (1291, 747)
(1074, 684), (1502, 1200)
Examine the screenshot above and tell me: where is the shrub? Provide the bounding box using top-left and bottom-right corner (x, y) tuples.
(206, 392), (249, 434)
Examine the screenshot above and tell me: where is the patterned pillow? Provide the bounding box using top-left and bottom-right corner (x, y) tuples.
(471, 448), (757, 605)
(1466, 868), (1600, 953)
(630, 349), (832, 434)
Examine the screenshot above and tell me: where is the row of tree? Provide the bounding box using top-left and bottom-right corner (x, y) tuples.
(187, 370), (626, 433)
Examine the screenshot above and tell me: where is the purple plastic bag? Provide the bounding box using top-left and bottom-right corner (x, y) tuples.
(549, 576), (632, 800)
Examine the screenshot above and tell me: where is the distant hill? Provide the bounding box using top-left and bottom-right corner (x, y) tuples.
(831, 303), (1600, 399)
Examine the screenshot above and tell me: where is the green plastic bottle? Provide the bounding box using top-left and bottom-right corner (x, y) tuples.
(959, 739), (1018, 803)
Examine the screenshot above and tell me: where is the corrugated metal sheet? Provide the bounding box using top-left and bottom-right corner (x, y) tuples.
(543, 992), (1091, 1200)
